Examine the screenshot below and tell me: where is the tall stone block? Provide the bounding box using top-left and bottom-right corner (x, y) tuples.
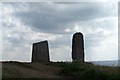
(32, 40), (50, 62)
(72, 32), (84, 62)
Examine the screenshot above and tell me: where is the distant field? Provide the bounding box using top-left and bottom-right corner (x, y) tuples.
(1, 61), (120, 80)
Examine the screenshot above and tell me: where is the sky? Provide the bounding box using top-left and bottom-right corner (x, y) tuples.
(1, 1), (118, 62)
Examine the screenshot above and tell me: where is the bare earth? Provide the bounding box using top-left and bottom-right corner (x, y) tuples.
(2, 62), (62, 78)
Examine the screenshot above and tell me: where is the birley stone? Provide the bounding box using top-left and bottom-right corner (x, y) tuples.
(32, 40), (50, 62)
(72, 32), (84, 62)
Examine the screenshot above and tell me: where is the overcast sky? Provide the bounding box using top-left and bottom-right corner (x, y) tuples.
(1, 2), (118, 62)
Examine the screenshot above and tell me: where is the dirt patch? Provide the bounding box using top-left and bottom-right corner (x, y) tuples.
(2, 62), (62, 78)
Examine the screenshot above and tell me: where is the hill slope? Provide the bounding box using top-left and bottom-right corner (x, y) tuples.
(2, 61), (62, 78)
(2, 61), (120, 80)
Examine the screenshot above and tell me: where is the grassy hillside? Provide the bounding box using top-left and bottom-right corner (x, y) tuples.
(2, 61), (120, 80)
(49, 61), (120, 80)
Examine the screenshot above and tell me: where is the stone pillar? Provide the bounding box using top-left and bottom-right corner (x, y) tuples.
(32, 40), (50, 62)
(72, 32), (84, 62)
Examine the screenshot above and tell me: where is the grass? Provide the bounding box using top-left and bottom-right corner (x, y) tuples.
(2, 61), (120, 80)
(3, 67), (23, 78)
(49, 61), (120, 80)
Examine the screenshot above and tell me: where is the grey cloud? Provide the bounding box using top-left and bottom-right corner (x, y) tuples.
(49, 34), (72, 48)
(2, 2), (117, 61)
(2, 32), (32, 61)
(9, 2), (116, 34)
(85, 33), (104, 50)
(118, 2), (120, 60)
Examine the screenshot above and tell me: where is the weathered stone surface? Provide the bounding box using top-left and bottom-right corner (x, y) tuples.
(32, 40), (50, 62)
(72, 32), (84, 62)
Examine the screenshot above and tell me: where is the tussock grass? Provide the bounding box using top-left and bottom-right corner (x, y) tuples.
(49, 61), (120, 80)
(2, 61), (120, 80)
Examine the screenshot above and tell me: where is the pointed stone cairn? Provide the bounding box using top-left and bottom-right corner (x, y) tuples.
(72, 32), (84, 62)
(32, 40), (50, 62)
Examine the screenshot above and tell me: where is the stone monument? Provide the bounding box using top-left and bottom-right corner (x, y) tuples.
(32, 40), (50, 62)
(72, 32), (84, 62)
